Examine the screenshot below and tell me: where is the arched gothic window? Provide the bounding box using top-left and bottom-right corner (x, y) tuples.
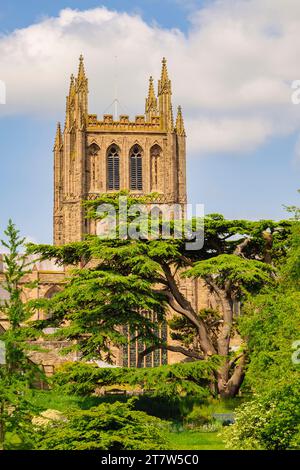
(43, 286), (61, 321)
(107, 145), (120, 190)
(88, 143), (100, 191)
(150, 144), (162, 191)
(45, 286), (61, 299)
(130, 145), (143, 190)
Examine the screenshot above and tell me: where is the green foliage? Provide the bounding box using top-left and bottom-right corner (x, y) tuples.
(0, 220), (42, 449)
(26, 388), (196, 422)
(27, 193), (293, 397)
(238, 223), (300, 393)
(284, 190), (300, 221)
(222, 380), (300, 450)
(282, 222), (300, 285)
(240, 289), (300, 392)
(52, 358), (222, 399)
(185, 254), (274, 299)
(29, 268), (166, 362)
(126, 359), (221, 398)
(34, 399), (169, 450)
(26, 389), (102, 413)
(185, 406), (213, 427)
(223, 220), (300, 450)
(28, 209), (292, 268)
(185, 397), (239, 429)
(53, 362), (126, 396)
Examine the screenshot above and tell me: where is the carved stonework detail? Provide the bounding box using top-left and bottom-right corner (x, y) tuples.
(88, 142), (100, 156)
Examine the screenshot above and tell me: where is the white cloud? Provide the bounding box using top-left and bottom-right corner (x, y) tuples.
(186, 117), (272, 153)
(1, 1), (300, 155)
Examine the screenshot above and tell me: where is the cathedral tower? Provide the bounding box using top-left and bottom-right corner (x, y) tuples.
(53, 56), (187, 245)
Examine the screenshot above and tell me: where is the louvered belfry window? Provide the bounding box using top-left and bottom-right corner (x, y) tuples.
(107, 146), (120, 190)
(130, 145), (143, 190)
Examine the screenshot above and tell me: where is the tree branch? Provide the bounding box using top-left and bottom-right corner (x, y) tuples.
(137, 343), (204, 367)
(234, 237), (251, 257)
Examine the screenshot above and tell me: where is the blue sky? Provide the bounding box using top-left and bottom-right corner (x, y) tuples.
(1, 0), (202, 33)
(1, 0), (300, 243)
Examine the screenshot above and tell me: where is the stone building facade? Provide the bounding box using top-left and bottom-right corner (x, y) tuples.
(0, 57), (211, 372)
(54, 56), (187, 245)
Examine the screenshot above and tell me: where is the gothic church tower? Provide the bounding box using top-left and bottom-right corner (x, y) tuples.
(53, 56), (187, 245)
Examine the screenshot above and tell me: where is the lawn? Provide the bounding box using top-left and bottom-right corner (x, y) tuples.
(167, 430), (225, 450)
(27, 389), (101, 412)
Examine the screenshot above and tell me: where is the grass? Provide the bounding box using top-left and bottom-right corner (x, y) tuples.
(167, 430), (225, 450)
(26, 389), (104, 412)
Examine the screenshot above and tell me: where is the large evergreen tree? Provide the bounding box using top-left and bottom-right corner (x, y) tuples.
(29, 193), (292, 397)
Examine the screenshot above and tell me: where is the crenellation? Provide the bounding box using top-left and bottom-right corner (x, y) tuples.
(119, 114), (129, 124)
(87, 118), (163, 133)
(135, 115), (145, 124)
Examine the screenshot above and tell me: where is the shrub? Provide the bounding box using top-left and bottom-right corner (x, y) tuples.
(222, 380), (300, 450)
(184, 397), (239, 430)
(185, 406), (213, 428)
(33, 399), (170, 450)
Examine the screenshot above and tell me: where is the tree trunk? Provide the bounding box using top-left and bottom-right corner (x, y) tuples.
(207, 286), (245, 397)
(224, 354), (246, 397)
(158, 266), (245, 398)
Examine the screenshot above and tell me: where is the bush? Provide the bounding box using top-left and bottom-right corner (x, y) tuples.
(185, 406), (213, 428)
(33, 399), (170, 450)
(222, 380), (300, 450)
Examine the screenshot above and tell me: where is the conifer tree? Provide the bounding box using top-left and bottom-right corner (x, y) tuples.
(29, 194), (292, 397)
(0, 220), (40, 449)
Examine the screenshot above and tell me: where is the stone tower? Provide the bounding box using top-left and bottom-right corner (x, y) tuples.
(53, 56), (187, 245)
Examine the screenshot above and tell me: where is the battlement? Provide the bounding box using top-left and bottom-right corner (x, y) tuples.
(87, 113), (162, 133)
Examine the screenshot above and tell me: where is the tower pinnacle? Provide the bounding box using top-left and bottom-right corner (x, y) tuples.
(161, 57), (168, 80)
(69, 74), (75, 96)
(158, 57), (173, 130)
(145, 76), (158, 119)
(54, 122), (62, 150)
(175, 105), (185, 136)
(158, 57), (171, 95)
(148, 76), (156, 101)
(77, 54), (86, 82)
